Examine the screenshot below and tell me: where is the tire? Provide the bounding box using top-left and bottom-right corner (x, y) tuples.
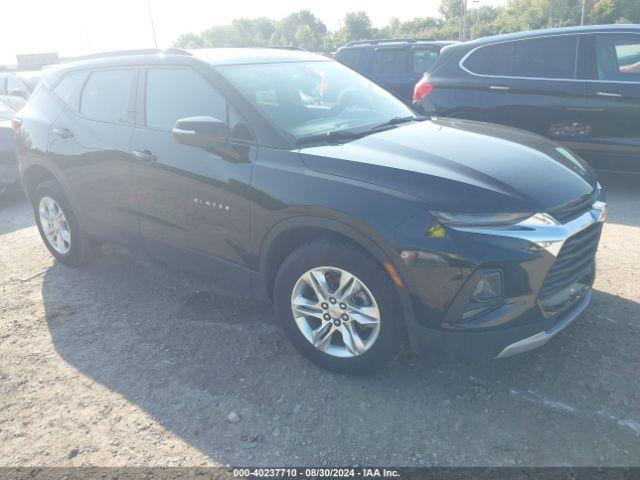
(274, 241), (405, 375)
(32, 179), (94, 266)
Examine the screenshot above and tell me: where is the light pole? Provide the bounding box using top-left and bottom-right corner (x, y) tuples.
(460, 0), (468, 41)
(581, 0), (587, 25)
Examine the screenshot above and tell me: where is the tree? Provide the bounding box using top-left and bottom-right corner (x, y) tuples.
(270, 10), (327, 50)
(342, 11), (374, 42)
(173, 32), (204, 49)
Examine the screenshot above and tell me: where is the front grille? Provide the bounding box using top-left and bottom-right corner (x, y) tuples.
(549, 192), (595, 224)
(538, 223), (602, 314)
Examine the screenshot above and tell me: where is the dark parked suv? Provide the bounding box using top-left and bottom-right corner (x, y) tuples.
(16, 48), (606, 374)
(335, 39), (456, 103)
(413, 25), (640, 172)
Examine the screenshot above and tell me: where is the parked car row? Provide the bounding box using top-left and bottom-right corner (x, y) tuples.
(335, 25), (640, 172)
(0, 97), (20, 196)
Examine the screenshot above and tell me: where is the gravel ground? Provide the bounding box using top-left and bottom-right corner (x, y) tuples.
(0, 173), (639, 467)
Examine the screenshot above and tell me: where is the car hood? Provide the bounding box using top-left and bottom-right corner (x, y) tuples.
(298, 118), (597, 214)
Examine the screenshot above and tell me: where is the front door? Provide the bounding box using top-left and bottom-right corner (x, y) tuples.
(580, 33), (640, 172)
(130, 67), (255, 273)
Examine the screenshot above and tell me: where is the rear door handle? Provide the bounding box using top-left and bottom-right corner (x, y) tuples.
(489, 85), (511, 91)
(131, 149), (158, 164)
(597, 91), (623, 98)
(53, 127), (74, 139)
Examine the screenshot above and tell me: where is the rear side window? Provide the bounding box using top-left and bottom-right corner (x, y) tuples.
(336, 48), (363, 69)
(595, 34), (640, 82)
(80, 70), (135, 123)
(412, 47), (440, 74)
(145, 68), (226, 130)
(464, 36), (577, 79)
(54, 72), (88, 105)
(370, 48), (406, 74)
(512, 36), (577, 79)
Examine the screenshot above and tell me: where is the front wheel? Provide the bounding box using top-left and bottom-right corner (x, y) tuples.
(274, 241), (405, 374)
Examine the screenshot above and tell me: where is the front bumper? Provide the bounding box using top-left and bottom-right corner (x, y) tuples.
(394, 200), (607, 360)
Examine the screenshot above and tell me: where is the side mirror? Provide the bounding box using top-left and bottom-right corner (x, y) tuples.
(172, 116), (229, 148)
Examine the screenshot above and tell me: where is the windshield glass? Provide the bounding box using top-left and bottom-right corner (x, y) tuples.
(218, 61), (414, 142)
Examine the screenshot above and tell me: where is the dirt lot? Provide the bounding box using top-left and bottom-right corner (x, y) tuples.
(0, 173), (639, 467)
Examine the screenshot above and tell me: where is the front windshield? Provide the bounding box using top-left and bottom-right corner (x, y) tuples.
(218, 61), (414, 142)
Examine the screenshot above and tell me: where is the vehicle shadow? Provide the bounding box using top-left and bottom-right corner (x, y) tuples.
(41, 246), (640, 466)
(597, 172), (640, 228)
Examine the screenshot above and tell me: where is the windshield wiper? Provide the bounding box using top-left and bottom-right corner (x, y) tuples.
(296, 129), (364, 146)
(368, 115), (428, 132)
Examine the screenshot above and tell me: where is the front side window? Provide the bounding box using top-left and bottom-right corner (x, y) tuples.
(145, 68), (226, 130)
(596, 34), (640, 81)
(370, 48), (407, 74)
(218, 60), (414, 141)
(412, 47), (440, 74)
(80, 70), (135, 123)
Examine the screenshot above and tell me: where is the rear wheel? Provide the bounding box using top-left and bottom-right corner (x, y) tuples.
(33, 180), (94, 266)
(274, 241), (405, 374)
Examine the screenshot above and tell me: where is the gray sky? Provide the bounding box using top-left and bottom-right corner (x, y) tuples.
(0, 0), (508, 65)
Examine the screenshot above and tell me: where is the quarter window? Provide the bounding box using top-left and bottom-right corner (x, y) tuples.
(80, 70), (135, 123)
(370, 48), (406, 74)
(54, 72), (88, 105)
(145, 68), (226, 130)
(595, 34), (640, 81)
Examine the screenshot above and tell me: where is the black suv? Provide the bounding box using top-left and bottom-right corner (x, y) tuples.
(16, 48), (606, 374)
(335, 39), (456, 103)
(413, 25), (640, 172)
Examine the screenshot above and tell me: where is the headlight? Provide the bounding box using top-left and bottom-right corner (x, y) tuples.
(430, 211), (531, 227)
(596, 181), (605, 202)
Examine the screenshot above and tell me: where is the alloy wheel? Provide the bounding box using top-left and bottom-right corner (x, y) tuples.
(38, 196), (71, 254)
(290, 266), (381, 358)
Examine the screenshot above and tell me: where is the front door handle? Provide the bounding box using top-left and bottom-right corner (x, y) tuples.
(131, 149), (158, 164)
(489, 85), (511, 91)
(53, 127), (74, 139)
(597, 91), (623, 98)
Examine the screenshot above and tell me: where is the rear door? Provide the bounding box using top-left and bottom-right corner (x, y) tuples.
(470, 35), (590, 152)
(48, 68), (139, 243)
(580, 33), (640, 172)
(130, 66), (255, 271)
(367, 46), (410, 102)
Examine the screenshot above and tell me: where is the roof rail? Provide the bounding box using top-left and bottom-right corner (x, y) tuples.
(64, 48), (192, 63)
(344, 38), (417, 47)
(266, 46), (306, 51)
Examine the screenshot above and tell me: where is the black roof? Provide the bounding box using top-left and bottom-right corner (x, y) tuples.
(41, 47), (330, 87)
(339, 39), (457, 49)
(465, 23), (640, 48)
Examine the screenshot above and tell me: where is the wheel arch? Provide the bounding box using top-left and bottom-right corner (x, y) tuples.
(21, 164), (59, 201)
(258, 216), (417, 327)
